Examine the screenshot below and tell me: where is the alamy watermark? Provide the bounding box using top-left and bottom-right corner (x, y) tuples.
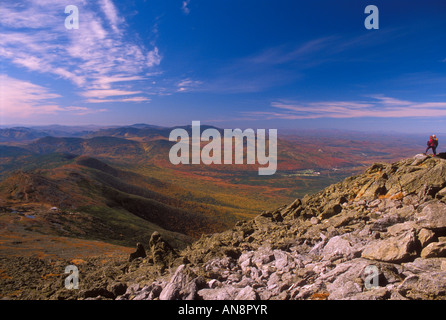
(64, 265), (79, 289)
(63, 4), (379, 31)
(65, 5), (79, 30)
(364, 265), (379, 290)
(364, 5), (379, 30)
(169, 121), (277, 175)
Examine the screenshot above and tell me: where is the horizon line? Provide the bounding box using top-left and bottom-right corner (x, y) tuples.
(0, 122), (442, 136)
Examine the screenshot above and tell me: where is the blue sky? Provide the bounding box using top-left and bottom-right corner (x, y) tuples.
(1, 0), (446, 133)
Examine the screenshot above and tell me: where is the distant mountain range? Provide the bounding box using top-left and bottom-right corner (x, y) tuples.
(0, 124), (161, 142)
(0, 123), (225, 142)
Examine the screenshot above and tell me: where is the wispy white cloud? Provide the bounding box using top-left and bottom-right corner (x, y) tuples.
(98, 0), (124, 33)
(85, 97), (151, 104)
(0, 75), (61, 117)
(241, 96), (446, 120)
(90, 75), (146, 90)
(0, 1), (62, 29)
(81, 89), (143, 99)
(0, 0), (159, 106)
(64, 106), (108, 115)
(82, 88), (151, 104)
(177, 78), (203, 92)
(146, 47), (162, 68)
(0, 75), (103, 118)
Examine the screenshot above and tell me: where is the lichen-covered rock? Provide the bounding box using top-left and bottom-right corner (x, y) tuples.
(149, 231), (178, 268)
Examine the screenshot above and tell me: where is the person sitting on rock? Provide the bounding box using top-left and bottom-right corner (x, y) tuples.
(425, 135), (438, 156)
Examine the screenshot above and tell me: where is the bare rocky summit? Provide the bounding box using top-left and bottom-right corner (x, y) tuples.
(3, 154), (446, 300)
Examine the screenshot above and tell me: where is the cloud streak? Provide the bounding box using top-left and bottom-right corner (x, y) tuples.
(192, 31), (401, 95)
(99, 0), (123, 33)
(177, 78), (203, 92)
(241, 95), (446, 120)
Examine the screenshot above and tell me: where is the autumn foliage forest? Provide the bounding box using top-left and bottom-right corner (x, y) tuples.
(0, 125), (424, 257)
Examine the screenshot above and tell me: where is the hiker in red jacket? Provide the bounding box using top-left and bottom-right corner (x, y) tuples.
(425, 135), (438, 156)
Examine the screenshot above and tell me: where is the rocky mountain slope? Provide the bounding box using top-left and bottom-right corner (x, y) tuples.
(0, 154), (233, 247)
(2, 154), (445, 300)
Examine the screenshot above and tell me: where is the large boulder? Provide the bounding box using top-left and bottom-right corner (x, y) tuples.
(322, 234), (363, 261)
(361, 230), (418, 263)
(416, 201), (446, 231)
(420, 241), (446, 258)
